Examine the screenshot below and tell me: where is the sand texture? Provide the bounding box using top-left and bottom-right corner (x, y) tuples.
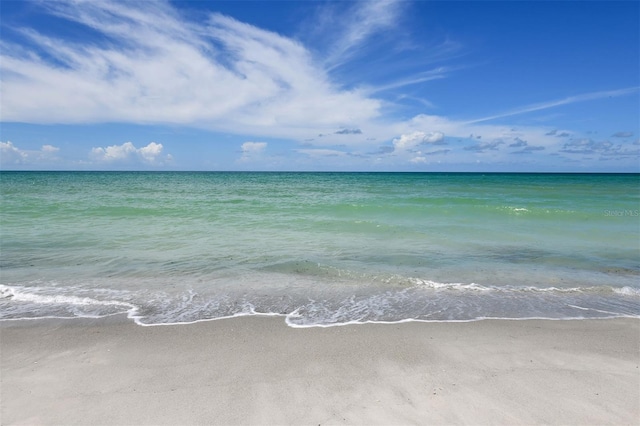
(1, 317), (639, 425)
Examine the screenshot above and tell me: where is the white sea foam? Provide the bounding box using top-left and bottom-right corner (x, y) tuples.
(408, 280), (600, 294)
(284, 314), (640, 328)
(4, 288), (130, 308)
(411, 279), (492, 291)
(2, 279), (639, 328)
(566, 304), (625, 316)
(0, 284), (138, 320)
(614, 286), (640, 296)
(517, 286), (584, 293)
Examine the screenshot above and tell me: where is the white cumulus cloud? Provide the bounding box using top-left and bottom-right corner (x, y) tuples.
(239, 141), (268, 163)
(91, 142), (172, 165)
(241, 142), (267, 154)
(0, 141), (61, 167)
(0, 141), (28, 164)
(392, 131), (445, 151)
(41, 144), (60, 153)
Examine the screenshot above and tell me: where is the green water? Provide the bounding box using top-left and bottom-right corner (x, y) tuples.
(1, 172), (638, 326)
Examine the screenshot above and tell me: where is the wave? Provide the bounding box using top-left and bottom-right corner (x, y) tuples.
(614, 286), (640, 296)
(2, 279), (639, 328)
(1, 284), (137, 319)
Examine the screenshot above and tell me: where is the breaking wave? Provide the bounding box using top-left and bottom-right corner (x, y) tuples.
(2, 278), (639, 328)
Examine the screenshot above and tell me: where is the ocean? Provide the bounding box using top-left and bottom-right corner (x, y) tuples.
(1, 171), (638, 327)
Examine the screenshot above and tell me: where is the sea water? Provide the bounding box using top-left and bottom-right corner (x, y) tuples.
(1, 172), (638, 326)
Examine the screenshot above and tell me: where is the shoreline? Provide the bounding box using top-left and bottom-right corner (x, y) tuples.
(2, 316), (639, 425)
(2, 311), (640, 328)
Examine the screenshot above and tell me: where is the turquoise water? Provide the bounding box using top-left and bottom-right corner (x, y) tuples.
(1, 172), (638, 326)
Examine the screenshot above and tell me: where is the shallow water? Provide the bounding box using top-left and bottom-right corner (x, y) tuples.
(1, 172), (638, 326)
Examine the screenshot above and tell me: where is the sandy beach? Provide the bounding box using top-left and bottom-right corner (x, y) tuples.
(1, 317), (638, 425)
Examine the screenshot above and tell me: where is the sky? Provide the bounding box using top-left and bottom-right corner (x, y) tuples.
(1, 0), (639, 172)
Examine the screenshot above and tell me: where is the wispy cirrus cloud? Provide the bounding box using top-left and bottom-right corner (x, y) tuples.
(0, 0), (381, 141)
(318, 0), (405, 71)
(467, 87), (640, 124)
(362, 67), (450, 94)
(1, 0), (562, 153)
(2, 0), (637, 172)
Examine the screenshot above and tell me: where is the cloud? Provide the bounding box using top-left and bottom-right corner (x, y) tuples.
(297, 148), (350, 158)
(370, 146), (395, 155)
(138, 142), (165, 164)
(0, 0), (381, 140)
(507, 138), (545, 154)
(241, 142), (267, 154)
(612, 131), (634, 138)
(91, 142), (172, 165)
(406, 147), (450, 164)
(559, 138), (611, 155)
(320, 0), (405, 71)
(0, 141), (28, 164)
(0, 141), (61, 167)
(382, 131), (451, 165)
(392, 131), (445, 151)
(2, 1), (635, 172)
(468, 87), (640, 124)
(424, 132), (446, 144)
(239, 141), (267, 162)
(600, 148), (640, 157)
(463, 140), (503, 152)
(509, 138), (527, 148)
(365, 67), (449, 94)
(425, 148), (451, 155)
(335, 128), (363, 135)
(42, 145), (60, 153)
(512, 145), (545, 155)
(557, 138), (639, 157)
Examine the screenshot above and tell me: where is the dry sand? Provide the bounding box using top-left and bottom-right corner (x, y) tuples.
(1, 316), (638, 425)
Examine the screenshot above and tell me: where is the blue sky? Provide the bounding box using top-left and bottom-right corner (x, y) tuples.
(1, 0), (638, 171)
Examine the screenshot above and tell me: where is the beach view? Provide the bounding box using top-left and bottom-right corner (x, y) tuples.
(1, 1), (639, 425)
